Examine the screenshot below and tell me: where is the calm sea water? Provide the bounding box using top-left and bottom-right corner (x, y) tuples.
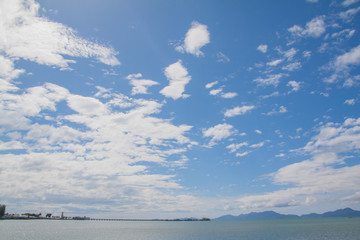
(1, 218), (360, 240)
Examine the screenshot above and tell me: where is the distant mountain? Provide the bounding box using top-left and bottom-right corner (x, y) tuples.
(301, 208), (360, 218)
(215, 211), (299, 220)
(215, 208), (360, 220)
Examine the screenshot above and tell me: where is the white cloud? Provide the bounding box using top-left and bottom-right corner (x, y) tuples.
(160, 60), (191, 100)
(266, 105), (287, 115)
(205, 81), (218, 89)
(221, 92), (238, 99)
(0, 55), (24, 82)
(334, 44), (360, 70)
(282, 62), (302, 71)
(227, 142), (248, 153)
(339, 6), (360, 21)
(126, 73), (159, 95)
(279, 106), (287, 113)
(0, 0), (120, 69)
(175, 21), (210, 57)
(342, 0), (359, 7)
(288, 16), (326, 38)
(283, 48), (298, 60)
(343, 75), (360, 87)
(255, 129), (262, 134)
(331, 29), (356, 39)
(203, 123), (235, 146)
(250, 141), (265, 148)
(0, 82), (197, 215)
(303, 50), (311, 58)
(209, 88), (223, 96)
(306, 0), (318, 3)
(236, 151), (250, 157)
(67, 95), (108, 116)
(216, 52), (230, 63)
(267, 59), (284, 66)
(260, 91), (279, 99)
(257, 44), (268, 53)
(234, 118), (360, 211)
(224, 105), (255, 117)
(326, 45), (360, 83)
(344, 99), (356, 105)
(287, 81), (302, 92)
(254, 74), (284, 87)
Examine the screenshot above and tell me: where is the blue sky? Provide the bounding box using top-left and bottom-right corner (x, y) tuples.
(1, 0), (360, 218)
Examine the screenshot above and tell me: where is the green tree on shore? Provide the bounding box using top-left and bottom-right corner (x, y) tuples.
(0, 205), (5, 218)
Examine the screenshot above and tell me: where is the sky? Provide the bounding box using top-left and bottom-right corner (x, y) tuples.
(0, 0), (360, 219)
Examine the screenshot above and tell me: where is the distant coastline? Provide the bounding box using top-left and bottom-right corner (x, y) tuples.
(1, 215), (211, 222)
(0, 206), (210, 221)
(2, 205), (360, 221)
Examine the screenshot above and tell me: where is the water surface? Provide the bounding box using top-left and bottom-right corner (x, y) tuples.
(1, 218), (360, 240)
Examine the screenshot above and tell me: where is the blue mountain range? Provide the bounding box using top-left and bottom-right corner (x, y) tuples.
(215, 208), (360, 220)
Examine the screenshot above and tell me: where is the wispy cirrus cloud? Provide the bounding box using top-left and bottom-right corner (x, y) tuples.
(288, 16), (326, 38)
(254, 74), (285, 87)
(203, 123), (235, 146)
(342, 0), (359, 6)
(216, 52), (230, 63)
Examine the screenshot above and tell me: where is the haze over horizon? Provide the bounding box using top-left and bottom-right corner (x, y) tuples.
(1, 0), (360, 219)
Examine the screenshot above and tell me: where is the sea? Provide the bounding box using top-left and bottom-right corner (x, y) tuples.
(1, 218), (360, 240)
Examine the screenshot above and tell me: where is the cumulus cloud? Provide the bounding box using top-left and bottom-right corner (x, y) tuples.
(175, 21), (210, 57)
(288, 16), (326, 38)
(334, 44), (360, 70)
(224, 105), (255, 117)
(207, 84), (237, 99)
(325, 45), (360, 84)
(227, 142), (248, 153)
(0, 82), (197, 215)
(209, 88), (223, 96)
(234, 118), (360, 211)
(257, 44), (268, 53)
(0, 0), (120, 69)
(227, 142), (252, 157)
(205, 81), (219, 89)
(203, 123), (235, 146)
(160, 60), (191, 100)
(221, 92), (238, 99)
(126, 73), (159, 95)
(287, 81), (302, 92)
